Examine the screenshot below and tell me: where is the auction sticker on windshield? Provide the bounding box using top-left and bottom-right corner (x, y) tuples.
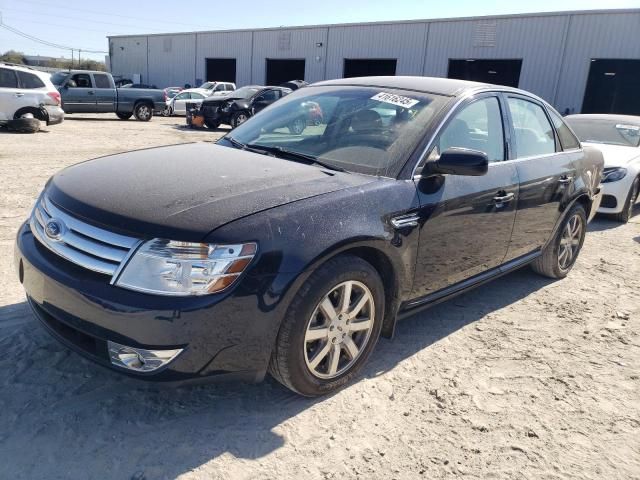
(371, 92), (420, 108)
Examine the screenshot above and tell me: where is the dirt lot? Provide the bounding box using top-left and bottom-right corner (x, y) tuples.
(0, 115), (638, 480)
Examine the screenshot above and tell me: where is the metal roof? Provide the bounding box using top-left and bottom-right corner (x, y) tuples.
(106, 9), (640, 39)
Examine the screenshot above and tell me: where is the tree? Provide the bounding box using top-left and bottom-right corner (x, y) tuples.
(0, 50), (25, 63)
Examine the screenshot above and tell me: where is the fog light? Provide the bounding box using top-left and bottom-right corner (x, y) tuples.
(108, 341), (183, 373)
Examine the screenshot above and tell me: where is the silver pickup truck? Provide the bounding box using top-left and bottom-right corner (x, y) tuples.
(51, 70), (165, 121)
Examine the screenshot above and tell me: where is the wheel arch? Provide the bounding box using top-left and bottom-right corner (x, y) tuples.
(13, 106), (47, 122)
(544, 192), (592, 250)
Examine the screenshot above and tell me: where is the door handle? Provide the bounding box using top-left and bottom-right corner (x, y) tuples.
(493, 192), (515, 205)
(558, 175), (573, 185)
(87, 91), (95, 95)
(14, 93), (24, 97)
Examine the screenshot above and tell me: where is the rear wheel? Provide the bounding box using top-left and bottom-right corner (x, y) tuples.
(613, 177), (639, 223)
(269, 255), (384, 396)
(231, 111), (250, 129)
(531, 203), (586, 279)
(133, 103), (153, 121)
(116, 112), (133, 120)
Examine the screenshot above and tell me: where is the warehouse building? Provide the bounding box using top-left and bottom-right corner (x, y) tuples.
(108, 9), (640, 115)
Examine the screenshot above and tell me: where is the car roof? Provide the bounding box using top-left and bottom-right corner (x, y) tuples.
(565, 114), (640, 125)
(312, 76), (491, 97)
(0, 62), (48, 75)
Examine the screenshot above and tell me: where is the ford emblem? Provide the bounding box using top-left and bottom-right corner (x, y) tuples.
(45, 219), (65, 241)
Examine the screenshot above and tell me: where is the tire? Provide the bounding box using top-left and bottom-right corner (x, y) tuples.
(204, 120), (220, 129)
(288, 116), (306, 135)
(531, 203), (587, 279)
(161, 106), (171, 117)
(269, 255), (384, 396)
(133, 103), (153, 121)
(14, 107), (45, 122)
(613, 177), (639, 223)
(7, 118), (40, 133)
(231, 111), (250, 129)
(116, 112), (133, 120)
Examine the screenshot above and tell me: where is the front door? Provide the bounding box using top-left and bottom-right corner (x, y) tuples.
(172, 92), (191, 115)
(503, 95), (578, 260)
(60, 73), (96, 113)
(252, 89), (280, 115)
(411, 94), (518, 299)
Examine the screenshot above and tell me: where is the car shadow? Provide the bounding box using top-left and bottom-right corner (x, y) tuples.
(0, 267), (552, 479)
(587, 216), (624, 232)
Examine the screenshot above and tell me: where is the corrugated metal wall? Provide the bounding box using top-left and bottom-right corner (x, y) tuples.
(108, 9), (640, 112)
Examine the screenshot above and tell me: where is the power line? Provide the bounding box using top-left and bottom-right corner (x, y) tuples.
(13, 0), (214, 30)
(1, 15), (136, 35)
(0, 20), (108, 53)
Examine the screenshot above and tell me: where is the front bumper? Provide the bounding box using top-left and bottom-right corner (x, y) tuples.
(14, 222), (283, 384)
(43, 105), (64, 126)
(596, 174), (635, 214)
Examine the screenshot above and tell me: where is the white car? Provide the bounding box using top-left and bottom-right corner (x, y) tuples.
(0, 62), (64, 132)
(566, 114), (640, 223)
(167, 88), (209, 116)
(198, 81), (236, 95)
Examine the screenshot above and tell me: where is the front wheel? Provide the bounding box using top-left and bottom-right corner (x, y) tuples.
(115, 112), (133, 120)
(613, 177), (639, 223)
(531, 203), (586, 279)
(230, 111), (250, 129)
(133, 103), (153, 121)
(269, 255), (384, 396)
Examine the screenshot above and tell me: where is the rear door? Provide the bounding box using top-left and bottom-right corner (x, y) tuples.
(172, 92), (191, 115)
(503, 95), (578, 261)
(91, 73), (116, 112)
(411, 93), (519, 299)
(60, 73), (96, 113)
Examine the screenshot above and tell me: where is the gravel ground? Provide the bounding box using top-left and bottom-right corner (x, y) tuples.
(0, 114), (638, 480)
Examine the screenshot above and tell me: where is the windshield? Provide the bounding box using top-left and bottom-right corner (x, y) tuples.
(50, 72), (69, 86)
(566, 118), (640, 148)
(221, 86), (448, 176)
(228, 86), (260, 99)
(199, 82), (216, 90)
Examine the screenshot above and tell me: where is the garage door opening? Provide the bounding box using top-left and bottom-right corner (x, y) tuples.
(343, 59), (397, 78)
(582, 59), (640, 115)
(448, 59), (522, 87)
(266, 59), (305, 86)
(205, 58), (236, 83)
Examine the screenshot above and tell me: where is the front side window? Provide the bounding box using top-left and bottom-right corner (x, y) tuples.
(93, 74), (111, 89)
(174, 92), (190, 100)
(257, 90), (279, 102)
(508, 97), (555, 158)
(0, 68), (17, 88)
(70, 74), (92, 88)
(17, 71), (45, 89)
(225, 85), (448, 177)
(549, 110), (580, 150)
(192, 93), (205, 99)
(436, 97), (505, 163)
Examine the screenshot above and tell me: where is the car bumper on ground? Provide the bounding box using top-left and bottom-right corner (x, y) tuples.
(14, 222), (282, 385)
(43, 105), (64, 126)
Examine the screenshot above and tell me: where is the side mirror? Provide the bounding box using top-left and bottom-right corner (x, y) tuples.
(425, 148), (488, 177)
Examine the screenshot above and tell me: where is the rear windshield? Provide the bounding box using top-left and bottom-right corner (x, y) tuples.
(566, 118), (640, 148)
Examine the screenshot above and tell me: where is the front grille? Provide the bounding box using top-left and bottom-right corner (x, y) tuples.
(600, 194), (617, 209)
(30, 195), (140, 277)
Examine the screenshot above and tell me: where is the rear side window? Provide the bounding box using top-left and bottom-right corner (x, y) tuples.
(0, 68), (18, 88)
(93, 74), (111, 89)
(17, 71), (45, 89)
(549, 110), (580, 150)
(508, 97), (556, 158)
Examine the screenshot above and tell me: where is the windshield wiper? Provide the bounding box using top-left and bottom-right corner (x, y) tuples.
(225, 136), (272, 156)
(245, 144), (347, 172)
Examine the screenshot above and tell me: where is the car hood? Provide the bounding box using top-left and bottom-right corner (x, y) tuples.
(46, 143), (373, 241)
(581, 142), (640, 167)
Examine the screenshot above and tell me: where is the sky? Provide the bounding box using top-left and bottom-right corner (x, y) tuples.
(0, 0), (637, 61)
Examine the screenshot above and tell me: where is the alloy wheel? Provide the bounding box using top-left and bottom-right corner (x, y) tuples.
(304, 281), (375, 379)
(138, 105), (151, 120)
(558, 213), (583, 270)
(235, 114), (248, 126)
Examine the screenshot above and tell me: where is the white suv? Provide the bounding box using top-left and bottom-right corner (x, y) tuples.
(0, 63), (64, 132)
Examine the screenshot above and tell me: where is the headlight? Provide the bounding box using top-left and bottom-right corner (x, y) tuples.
(602, 167), (627, 183)
(115, 239), (257, 296)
